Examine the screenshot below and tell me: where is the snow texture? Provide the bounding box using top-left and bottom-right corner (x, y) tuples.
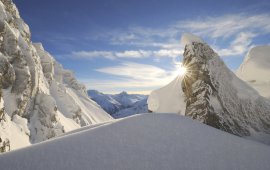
(1, 113), (270, 170)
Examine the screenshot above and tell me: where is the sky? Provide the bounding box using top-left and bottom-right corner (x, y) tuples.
(13, 0), (270, 94)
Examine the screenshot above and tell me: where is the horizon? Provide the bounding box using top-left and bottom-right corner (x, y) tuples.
(14, 0), (270, 94)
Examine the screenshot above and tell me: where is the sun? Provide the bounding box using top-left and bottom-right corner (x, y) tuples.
(177, 65), (187, 76)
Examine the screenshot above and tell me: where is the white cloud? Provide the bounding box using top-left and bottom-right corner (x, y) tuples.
(178, 14), (270, 38)
(96, 62), (175, 81)
(71, 51), (115, 60)
(101, 13), (270, 58)
(115, 50), (149, 58)
(71, 49), (183, 60)
(82, 62), (182, 93)
(214, 32), (256, 56)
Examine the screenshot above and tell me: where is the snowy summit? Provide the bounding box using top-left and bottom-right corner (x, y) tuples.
(180, 33), (204, 46)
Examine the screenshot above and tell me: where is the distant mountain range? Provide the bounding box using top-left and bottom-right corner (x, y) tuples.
(88, 90), (148, 118)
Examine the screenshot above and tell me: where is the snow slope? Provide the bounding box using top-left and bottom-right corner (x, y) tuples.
(148, 75), (186, 114)
(88, 90), (148, 118)
(0, 0), (112, 152)
(88, 90), (122, 115)
(237, 46), (270, 99)
(1, 113), (270, 170)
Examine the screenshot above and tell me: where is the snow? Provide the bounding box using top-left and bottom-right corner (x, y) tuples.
(1, 113), (270, 170)
(148, 75), (186, 114)
(0, 2), (7, 21)
(2, 88), (18, 116)
(113, 98), (148, 118)
(180, 33), (204, 46)
(0, 115), (31, 151)
(237, 46), (270, 99)
(112, 91), (146, 108)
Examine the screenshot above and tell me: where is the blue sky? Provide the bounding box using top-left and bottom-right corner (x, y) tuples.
(14, 0), (270, 94)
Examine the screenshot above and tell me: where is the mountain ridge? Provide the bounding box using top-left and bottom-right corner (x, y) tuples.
(88, 90), (148, 118)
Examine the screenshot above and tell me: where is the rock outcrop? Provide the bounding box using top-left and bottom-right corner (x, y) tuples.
(0, 0), (112, 152)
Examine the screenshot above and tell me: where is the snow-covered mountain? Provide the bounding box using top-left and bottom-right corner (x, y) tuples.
(112, 98), (148, 118)
(0, 0), (112, 153)
(148, 33), (270, 139)
(1, 113), (270, 170)
(88, 90), (148, 118)
(236, 46), (270, 99)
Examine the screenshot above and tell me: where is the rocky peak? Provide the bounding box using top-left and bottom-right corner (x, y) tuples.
(182, 42), (223, 130)
(181, 40), (270, 136)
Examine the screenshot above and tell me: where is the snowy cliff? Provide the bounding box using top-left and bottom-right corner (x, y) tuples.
(148, 33), (270, 138)
(0, 0), (112, 152)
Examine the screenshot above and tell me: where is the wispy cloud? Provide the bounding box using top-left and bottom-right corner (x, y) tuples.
(71, 51), (115, 59)
(214, 32), (256, 56)
(70, 49), (183, 60)
(99, 13), (270, 57)
(178, 14), (270, 38)
(81, 62), (181, 94)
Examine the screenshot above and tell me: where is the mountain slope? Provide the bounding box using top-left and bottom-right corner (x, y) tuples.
(148, 33), (270, 138)
(88, 90), (147, 118)
(88, 90), (122, 115)
(236, 46), (270, 99)
(1, 113), (270, 170)
(0, 0), (112, 152)
(113, 98), (148, 118)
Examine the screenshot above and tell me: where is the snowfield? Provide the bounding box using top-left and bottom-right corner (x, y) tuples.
(1, 113), (270, 170)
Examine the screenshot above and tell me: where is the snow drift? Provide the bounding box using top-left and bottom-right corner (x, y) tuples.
(1, 113), (270, 170)
(237, 46), (270, 99)
(0, 0), (112, 152)
(147, 75), (186, 114)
